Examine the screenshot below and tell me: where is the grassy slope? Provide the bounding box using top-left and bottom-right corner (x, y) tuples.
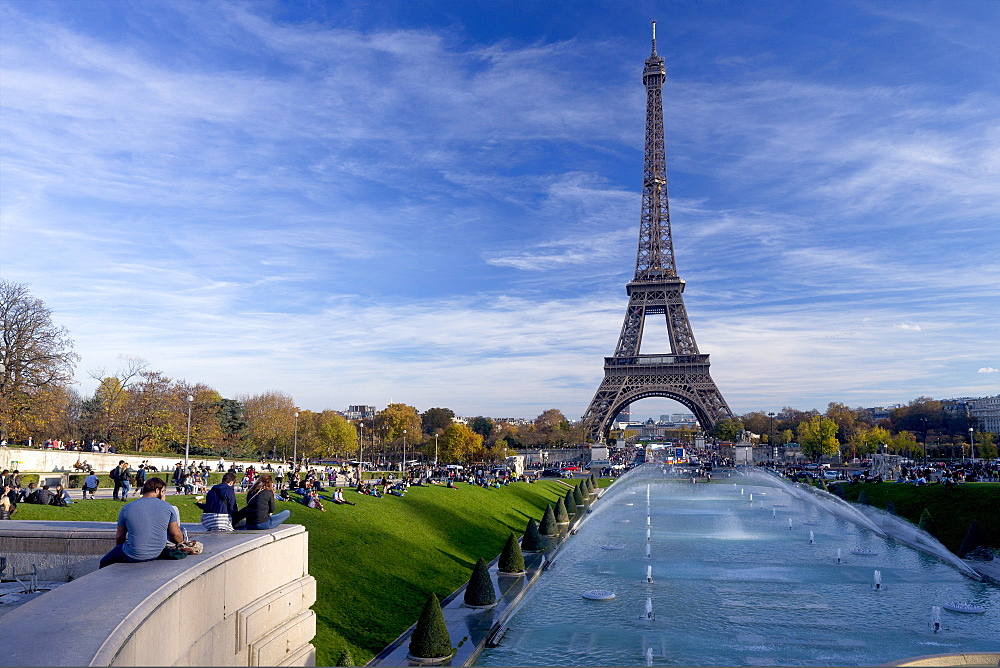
(838, 482), (1000, 554)
(13, 479), (576, 665)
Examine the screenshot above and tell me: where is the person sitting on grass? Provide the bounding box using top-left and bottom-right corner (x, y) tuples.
(99, 477), (185, 568)
(331, 488), (356, 505)
(34, 485), (55, 505)
(234, 474), (291, 530)
(304, 489), (327, 511)
(53, 484), (72, 505)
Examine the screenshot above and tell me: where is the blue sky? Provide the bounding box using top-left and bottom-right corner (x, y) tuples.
(2, 0), (998, 421)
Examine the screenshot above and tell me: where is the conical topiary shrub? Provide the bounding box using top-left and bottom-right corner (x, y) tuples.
(590, 473), (598, 488)
(498, 532), (526, 574)
(958, 520), (992, 560)
(583, 477), (593, 494)
(408, 593), (452, 662)
(564, 488), (577, 515)
(555, 496), (570, 523)
(885, 500), (897, 515)
(856, 490), (870, 505)
(464, 557), (497, 607)
(336, 648), (354, 667)
(918, 508), (936, 537)
(539, 504), (558, 536)
(521, 517), (542, 551)
(573, 482), (586, 506)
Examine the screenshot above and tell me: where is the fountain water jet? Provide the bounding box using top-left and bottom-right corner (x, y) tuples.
(646, 527), (651, 541)
(873, 570), (882, 591)
(646, 565), (653, 583)
(645, 543), (651, 559)
(646, 647), (654, 667)
(644, 597), (654, 620)
(837, 548), (842, 564)
(809, 530), (815, 544)
(931, 606), (942, 633)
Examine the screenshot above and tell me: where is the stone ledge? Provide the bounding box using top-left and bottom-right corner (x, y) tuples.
(0, 522), (311, 667)
(883, 652), (1000, 666)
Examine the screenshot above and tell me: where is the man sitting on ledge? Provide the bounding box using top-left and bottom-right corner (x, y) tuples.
(99, 477), (184, 568)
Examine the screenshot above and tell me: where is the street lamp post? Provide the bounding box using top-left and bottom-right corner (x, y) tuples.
(293, 412), (299, 466)
(358, 422), (364, 484)
(184, 395), (193, 471)
(402, 429), (407, 475)
(969, 427), (975, 463)
(768, 412), (776, 462)
(434, 433), (439, 467)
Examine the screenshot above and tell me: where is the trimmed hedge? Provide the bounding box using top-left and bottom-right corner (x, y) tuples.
(498, 533), (525, 573)
(521, 517), (542, 551)
(555, 497), (569, 523)
(463, 557), (496, 607)
(408, 593), (452, 660)
(538, 504), (558, 536)
(564, 488), (577, 515)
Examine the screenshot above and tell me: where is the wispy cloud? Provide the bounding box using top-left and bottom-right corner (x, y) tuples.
(2, 1), (997, 419)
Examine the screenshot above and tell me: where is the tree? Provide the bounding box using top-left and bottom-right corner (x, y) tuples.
(0, 281), (81, 443)
(437, 423), (483, 464)
(312, 412), (356, 458)
(797, 416), (840, 460)
(239, 390), (297, 458)
(421, 407), (455, 436)
(850, 426), (892, 458)
(467, 416), (495, 439)
(712, 418), (743, 441)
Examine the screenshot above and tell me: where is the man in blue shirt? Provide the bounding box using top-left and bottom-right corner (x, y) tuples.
(99, 477), (184, 568)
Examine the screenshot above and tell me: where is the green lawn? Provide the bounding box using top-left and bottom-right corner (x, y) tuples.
(12, 478), (582, 665)
(837, 482), (1000, 554)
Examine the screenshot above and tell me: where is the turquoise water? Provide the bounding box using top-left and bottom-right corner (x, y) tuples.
(476, 468), (1000, 666)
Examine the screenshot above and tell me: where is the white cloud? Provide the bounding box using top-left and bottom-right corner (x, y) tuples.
(978, 367), (999, 374)
(895, 323), (922, 331)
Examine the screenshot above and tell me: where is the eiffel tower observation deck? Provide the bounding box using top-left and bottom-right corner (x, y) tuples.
(583, 22), (734, 443)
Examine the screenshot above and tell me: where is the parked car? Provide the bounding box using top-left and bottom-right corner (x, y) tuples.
(541, 469), (561, 477)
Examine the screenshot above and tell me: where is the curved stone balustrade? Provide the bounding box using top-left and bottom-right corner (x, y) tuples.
(0, 521), (315, 666)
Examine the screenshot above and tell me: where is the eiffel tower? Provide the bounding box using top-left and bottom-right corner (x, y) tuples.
(583, 22), (733, 443)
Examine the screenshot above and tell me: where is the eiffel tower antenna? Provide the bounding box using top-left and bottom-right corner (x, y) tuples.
(582, 23), (733, 442)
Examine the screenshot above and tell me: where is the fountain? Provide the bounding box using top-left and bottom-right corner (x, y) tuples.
(476, 465), (1000, 667)
(788, 517), (793, 530)
(646, 516), (650, 527)
(809, 530), (815, 544)
(645, 543), (651, 559)
(772, 507), (776, 518)
(931, 605), (941, 633)
(873, 570), (882, 591)
(646, 565), (653, 583)
(749, 493), (753, 504)
(645, 647), (653, 667)
(644, 597), (654, 620)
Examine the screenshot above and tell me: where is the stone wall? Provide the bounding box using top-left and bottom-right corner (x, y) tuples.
(0, 447), (258, 475)
(0, 521), (316, 667)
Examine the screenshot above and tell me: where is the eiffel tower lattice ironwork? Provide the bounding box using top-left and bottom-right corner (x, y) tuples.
(582, 22), (733, 442)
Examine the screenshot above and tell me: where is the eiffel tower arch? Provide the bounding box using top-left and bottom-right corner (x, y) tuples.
(582, 22), (733, 443)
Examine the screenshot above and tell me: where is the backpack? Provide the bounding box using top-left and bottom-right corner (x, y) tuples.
(109, 467), (120, 481)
